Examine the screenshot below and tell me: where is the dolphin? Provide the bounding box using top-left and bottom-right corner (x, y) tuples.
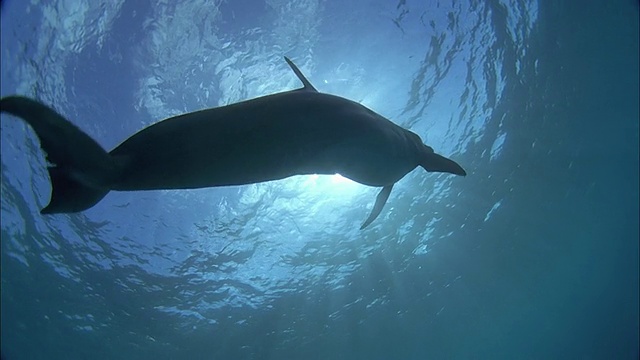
(0, 57), (465, 229)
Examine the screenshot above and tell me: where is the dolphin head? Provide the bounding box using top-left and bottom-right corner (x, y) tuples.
(420, 147), (466, 176)
(405, 132), (467, 176)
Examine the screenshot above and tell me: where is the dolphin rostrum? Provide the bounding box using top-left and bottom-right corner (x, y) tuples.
(0, 57), (466, 229)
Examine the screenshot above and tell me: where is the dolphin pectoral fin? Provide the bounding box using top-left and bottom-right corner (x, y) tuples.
(421, 152), (467, 176)
(284, 56), (317, 92)
(360, 184), (394, 230)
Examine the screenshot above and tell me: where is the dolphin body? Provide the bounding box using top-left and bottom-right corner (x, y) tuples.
(0, 57), (465, 229)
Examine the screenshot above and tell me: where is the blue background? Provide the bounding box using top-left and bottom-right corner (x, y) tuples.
(1, 0), (638, 359)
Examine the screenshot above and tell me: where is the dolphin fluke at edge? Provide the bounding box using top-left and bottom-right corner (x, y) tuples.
(0, 96), (116, 214)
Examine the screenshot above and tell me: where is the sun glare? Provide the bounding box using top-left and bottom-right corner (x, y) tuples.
(289, 173), (364, 200)
(331, 173), (353, 184)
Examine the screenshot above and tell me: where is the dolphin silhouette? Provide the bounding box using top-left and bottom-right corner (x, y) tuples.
(0, 57), (465, 229)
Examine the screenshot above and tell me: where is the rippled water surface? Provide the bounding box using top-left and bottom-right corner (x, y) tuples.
(1, 1), (638, 359)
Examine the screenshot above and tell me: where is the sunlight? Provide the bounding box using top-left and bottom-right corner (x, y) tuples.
(299, 173), (362, 197)
(330, 173), (353, 184)
(237, 173), (368, 231)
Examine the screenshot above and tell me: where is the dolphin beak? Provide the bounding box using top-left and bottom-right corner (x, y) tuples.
(421, 152), (467, 176)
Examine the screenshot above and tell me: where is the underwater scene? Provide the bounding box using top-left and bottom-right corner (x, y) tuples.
(0, 0), (638, 359)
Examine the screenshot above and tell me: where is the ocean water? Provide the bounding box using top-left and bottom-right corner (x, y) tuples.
(0, 0), (638, 359)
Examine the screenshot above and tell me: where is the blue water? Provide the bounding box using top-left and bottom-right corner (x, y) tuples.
(1, 1), (638, 359)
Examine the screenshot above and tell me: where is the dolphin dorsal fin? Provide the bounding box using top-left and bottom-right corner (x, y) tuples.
(284, 56), (317, 92)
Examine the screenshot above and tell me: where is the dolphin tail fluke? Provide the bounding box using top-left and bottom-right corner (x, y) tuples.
(1, 96), (116, 214)
(421, 152), (467, 176)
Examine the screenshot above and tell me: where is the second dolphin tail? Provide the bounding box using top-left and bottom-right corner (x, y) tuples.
(1, 96), (118, 214)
